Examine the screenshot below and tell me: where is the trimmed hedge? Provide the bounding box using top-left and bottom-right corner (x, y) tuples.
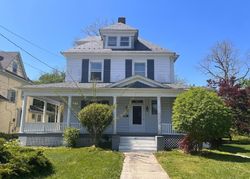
(0, 139), (53, 178)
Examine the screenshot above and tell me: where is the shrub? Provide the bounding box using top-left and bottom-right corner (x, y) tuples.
(78, 103), (113, 146)
(63, 127), (80, 147)
(0, 133), (18, 141)
(0, 140), (52, 178)
(173, 87), (232, 153)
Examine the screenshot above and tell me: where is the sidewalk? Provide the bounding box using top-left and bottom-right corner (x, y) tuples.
(120, 152), (170, 179)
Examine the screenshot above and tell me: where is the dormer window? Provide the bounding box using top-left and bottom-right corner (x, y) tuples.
(108, 36), (117, 46)
(120, 36), (129, 46)
(90, 62), (102, 81)
(12, 62), (18, 73)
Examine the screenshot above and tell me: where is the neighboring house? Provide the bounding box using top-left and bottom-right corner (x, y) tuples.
(19, 17), (187, 150)
(0, 52), (31, 133)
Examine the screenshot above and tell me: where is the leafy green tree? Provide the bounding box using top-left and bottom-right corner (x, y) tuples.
(34, 70), (65, 84)
(78, 103), (113, 146)
(173, 88), (232, 152)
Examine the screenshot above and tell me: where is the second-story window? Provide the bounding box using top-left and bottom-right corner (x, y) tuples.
(120, 36), (129, 46)
(8, 90), (16, 103)
(134, 62), (146, 77)
(90, 62), (102, 81)
(108, 36), (117, 46)
(12, 62), (18, 73)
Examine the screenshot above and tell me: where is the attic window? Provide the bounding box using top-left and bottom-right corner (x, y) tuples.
(120, 36), (129, 46)
(12, 62), (18, 73)
(108, 36), (117, 46)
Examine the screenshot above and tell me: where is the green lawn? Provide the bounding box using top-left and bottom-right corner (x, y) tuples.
(156, 142), (250, 179)
(40, 147), (124, 179)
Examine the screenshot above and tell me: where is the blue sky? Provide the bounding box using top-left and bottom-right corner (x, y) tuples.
(1, 0), (250, 85)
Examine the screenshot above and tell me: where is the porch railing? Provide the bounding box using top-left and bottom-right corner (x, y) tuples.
(161, 123), (178, 134)
(23, 122), (85, 133)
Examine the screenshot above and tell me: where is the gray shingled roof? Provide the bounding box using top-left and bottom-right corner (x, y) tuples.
(22, 82), (188, 90)
(101, 22), (137, 31)
(22, 82), (112, 89)
(0, 52), (19, 69)
(65, 36), (175, 53)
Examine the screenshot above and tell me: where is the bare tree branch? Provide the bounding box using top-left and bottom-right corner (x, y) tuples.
(199, 40), (249, 83)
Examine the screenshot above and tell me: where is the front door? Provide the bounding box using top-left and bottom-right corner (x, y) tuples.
(130, 105), (144, 132)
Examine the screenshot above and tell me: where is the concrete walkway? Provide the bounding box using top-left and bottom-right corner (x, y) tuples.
(120, 152), (170, 179)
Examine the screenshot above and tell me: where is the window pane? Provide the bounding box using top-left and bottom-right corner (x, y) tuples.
(90, 62), (102, 81)
(91, 62), (102, 71)
(12, 62), (18, 73)
(108, 36), (117, 46)
(134, 63), (145, 76)
(120, 36), (129, 46)
(152, 100), (157, 115)
(91, 72), (102, 81)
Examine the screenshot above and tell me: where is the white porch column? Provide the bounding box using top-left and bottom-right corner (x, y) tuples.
(157, 96), (162, 134)
(57, 105), (61, 123)
(42, 101), (47, 123)
(19, 95), (28, 133)
(113, 96), (117, 134)
(66, 96), (72, 127)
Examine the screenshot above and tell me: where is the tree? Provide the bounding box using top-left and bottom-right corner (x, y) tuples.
(217, 77), (250, 135)
(78, 103), (113, 146)
(82, 19), (113, 36)
(200, 41), (249, 84)
(34, 70), (65, 84)
(173, 88), (232, 153)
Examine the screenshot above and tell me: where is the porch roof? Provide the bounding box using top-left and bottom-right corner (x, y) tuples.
(21, 81), (188, 90)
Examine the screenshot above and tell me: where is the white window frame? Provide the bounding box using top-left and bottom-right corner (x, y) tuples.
(120, 36), (130, 47)
(107, 36), (117, 47)
(133, 61), (147, 77)
(7, 89), (16, 103)
(151, 100), (157, 115)
(88, 61), (103, 82)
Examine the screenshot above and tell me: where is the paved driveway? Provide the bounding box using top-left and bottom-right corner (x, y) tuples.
(120, 152), (170, 179)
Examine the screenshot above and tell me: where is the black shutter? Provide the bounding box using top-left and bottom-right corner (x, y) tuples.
(103, 59), (111, 82)
(81, 59), (89, 82)
(125, 59), (132, 78)
(147, 59), (154, 80)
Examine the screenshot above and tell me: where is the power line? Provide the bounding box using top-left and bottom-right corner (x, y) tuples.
(0, 32), (85, 97)
(0, 50), (80, 120)
(0, 24), (62, 58)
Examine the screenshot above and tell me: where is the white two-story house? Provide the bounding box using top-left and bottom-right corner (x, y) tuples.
(19, 17), (186, 150)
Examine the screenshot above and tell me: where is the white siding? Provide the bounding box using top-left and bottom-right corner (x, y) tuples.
(111, 59), (125, 82)
(154, 57), (171, 83)
(65, 55), (174, 83)
(65, 59), (81, 82)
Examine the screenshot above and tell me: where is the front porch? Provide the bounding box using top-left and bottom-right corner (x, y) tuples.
(20, 95), (179, 135)
(22, 122), (177, 135)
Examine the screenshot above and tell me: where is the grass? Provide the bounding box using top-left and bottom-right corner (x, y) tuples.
(40, 147), (124, 179)
(155, 135), (250, 179)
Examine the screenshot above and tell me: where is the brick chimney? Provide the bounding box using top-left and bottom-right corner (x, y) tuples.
(118, 17), (126, 24)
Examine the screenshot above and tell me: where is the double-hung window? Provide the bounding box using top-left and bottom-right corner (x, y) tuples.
(108, 36), (117, 46)
(120, 36), (129, 46)
(134, 62), (146, 77)
(90, 62), (102, 81)
(8, 90), (16, 103)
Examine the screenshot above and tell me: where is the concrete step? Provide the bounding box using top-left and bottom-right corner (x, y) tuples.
(119, 141), (156, 145)
(120, 136), (155, 140)
(119, 136), (157, 152)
